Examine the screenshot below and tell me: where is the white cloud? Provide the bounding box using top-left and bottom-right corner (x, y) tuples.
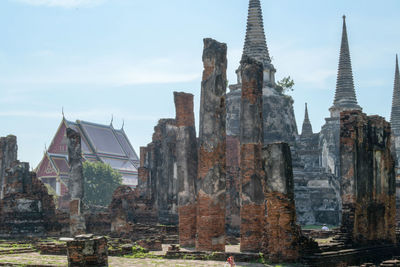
(12, 0), (106, 8)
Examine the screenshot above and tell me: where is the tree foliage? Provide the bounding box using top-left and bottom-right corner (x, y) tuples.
(83, 161), (122, 207)
(276, 76), (295, 94)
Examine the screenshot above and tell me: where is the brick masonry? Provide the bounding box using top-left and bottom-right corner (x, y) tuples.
(67, 128), (86, 236)
(262, 143), (302, 262)
(67, 234), (108, 267)
(239, 56), (265, 253)
(196, 38), (227, 252)
(340, 110), (396, 245)
(174, 92), (198, 247)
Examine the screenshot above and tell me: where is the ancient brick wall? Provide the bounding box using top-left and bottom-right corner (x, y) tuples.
(174, 92), (198, 247)
(0, 135), (17, 199)
(196, 38), (227, 252)
(0, 161), (56, 238)
(340, 110), (396, 245)
(67, 235), (108, 266)
(262, 143), (302, 262)
(239, 56), (265, 252)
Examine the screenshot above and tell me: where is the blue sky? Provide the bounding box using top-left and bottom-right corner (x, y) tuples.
(1, 0), (399, 168)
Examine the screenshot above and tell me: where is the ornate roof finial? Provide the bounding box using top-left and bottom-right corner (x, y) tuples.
(242, 0), (272, 69)
(390, 54), (400, 131)
(62, 107), (65, 119)
(110, 114), (114, 126)
(332, 15), (360, 110)
(121, 119), (125, 130)
(301, 103), (313, 137)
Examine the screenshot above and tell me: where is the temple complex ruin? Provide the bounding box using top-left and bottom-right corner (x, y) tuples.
(1, 0), (400, 265)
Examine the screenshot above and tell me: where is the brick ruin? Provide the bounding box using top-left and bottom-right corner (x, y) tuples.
(66, 234), (108, 267)
(262, 143), (302, 262)
(0, 135), (17, 199)
(0, 159), (56, 238)
(196, 38), (227, 252)
(66, 128), (86, 236)
(174, 92), (198, 247)
(339, 110), (396, 245)
(239, 56), (265, 252)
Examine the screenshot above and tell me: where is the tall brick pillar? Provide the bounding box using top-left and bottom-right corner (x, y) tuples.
(67, 128), (86, 236)
(174, 92), (198, 247)
(262, 143), (301, 262)
(239, 56), (265, 252)
(196, 38), (227, 252)
(0, 135), (17, 199)
(340, 110), (396, 245)
(137, 147), (150, 199)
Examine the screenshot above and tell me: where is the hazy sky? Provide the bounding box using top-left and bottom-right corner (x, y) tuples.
(1, 0), (399, 168)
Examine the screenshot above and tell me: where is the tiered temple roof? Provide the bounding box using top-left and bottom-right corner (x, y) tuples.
(391, 55), (400, 131)
(301, 103), (313, 138)
(332, 16), (361, 111)
(36, 118), (139, 196)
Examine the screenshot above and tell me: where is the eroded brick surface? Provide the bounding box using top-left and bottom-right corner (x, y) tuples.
(339, 110), (396, 245)
(67, 128), (86, 236)
(67, 235), (108, 267)
(196, 38), (227, 252)
(174, 92), (198, 247)
(262, 143), (302, 262)
(239, 56), (264, 253)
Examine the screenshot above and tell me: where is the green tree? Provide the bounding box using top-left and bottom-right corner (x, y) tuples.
(276, 76), (295, 94)
(83, 161), (122, 206)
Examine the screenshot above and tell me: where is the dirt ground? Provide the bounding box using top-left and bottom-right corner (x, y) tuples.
(0, 252), (269, 267)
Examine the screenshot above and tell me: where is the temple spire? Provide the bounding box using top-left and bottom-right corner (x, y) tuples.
(391, 54), (400, 130)
(301, 103), (313, 138)
(242, 0), (272, 69)
(332, 15), (360, 110)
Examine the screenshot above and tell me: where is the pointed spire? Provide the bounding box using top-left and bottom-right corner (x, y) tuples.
(391, 54), (400, 130)
(242, 0), (272, 69)
(301, 103), (313, 138)
(332, 15), (360, 109)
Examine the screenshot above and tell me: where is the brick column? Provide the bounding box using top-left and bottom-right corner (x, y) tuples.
(174, 92), (198, 247)
(0, 135), (17, 199)
(196, 38), (227, 252)
(67, 128), (86, 236)
(340, 110), (396, 245)
(262, 143), (301, 262)
(137, 147), (150, 199)
(239, 56), (265, 252)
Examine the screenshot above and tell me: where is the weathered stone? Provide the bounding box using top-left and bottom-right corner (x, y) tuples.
(262, 143), (302, 262)
(196, 38), (227, 252)
(239, 55), (264, 253)
(154, 119), (178, 225)
(0, 135), (17, 199)
(339, 110), (396, 245)
(67, 235), (108, 267)
(174, 92), (198, 247)
(67, 128), (86, 236)
(0, 161), (56, 238)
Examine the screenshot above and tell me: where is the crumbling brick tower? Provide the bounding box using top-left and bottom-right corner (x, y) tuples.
(196, 38), (227, 252)
(239, 56), (265, 252)
(340, 110), (396, 245)
(174, 92), (198, 247)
